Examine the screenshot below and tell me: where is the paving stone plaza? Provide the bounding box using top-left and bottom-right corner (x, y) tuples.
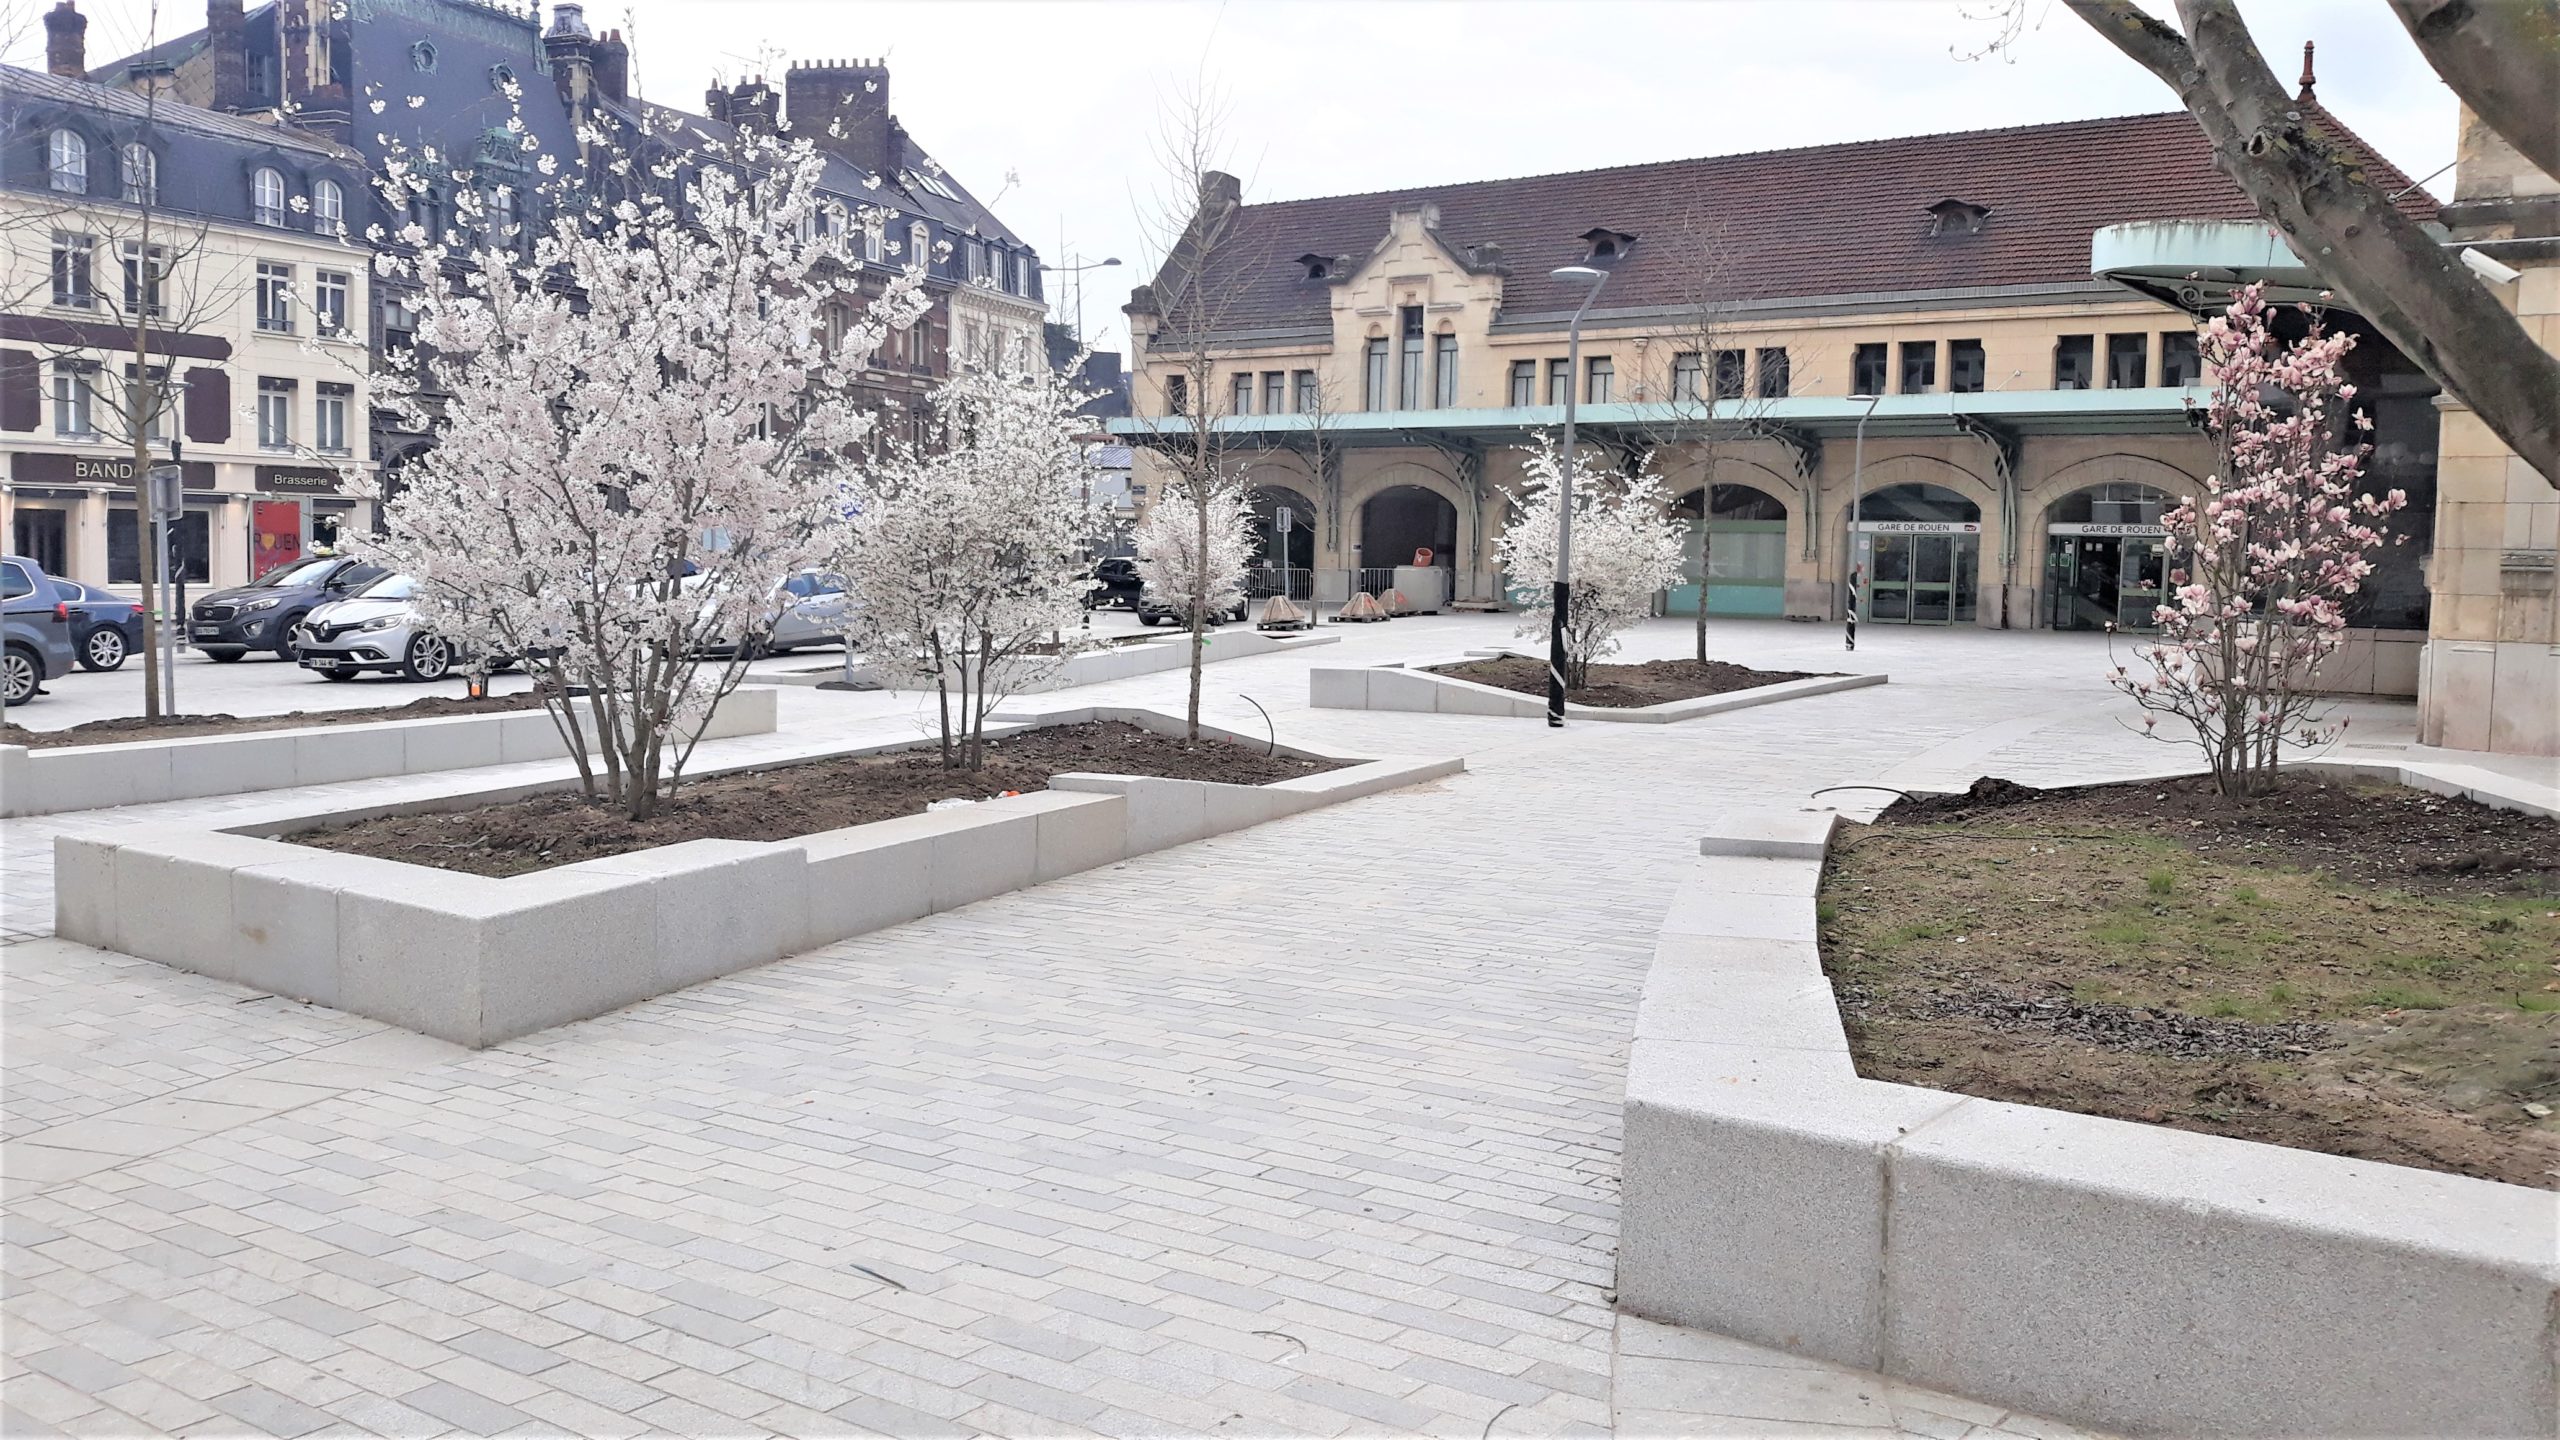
(2, 617), (2541, 1438)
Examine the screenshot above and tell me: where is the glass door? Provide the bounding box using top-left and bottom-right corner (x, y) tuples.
(1909, 535), (1953, 623)
(1866, 534), (1912, 620)
(2115, 538), (2164, 631)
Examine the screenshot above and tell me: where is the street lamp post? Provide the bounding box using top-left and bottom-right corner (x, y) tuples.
(1844, 392), (1881, 651)
(1546, 263), (1611, 727)
(1039, 254), (1121, 348)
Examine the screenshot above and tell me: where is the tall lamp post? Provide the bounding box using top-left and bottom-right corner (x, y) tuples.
(1546, 262), (1612, 727)
(1844, 391), (1881, 651)
(1039, 254), (1121, 348)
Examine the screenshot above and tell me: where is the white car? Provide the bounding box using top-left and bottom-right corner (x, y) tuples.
(292, 573), (466, 682)
(694, 569), (857, 657)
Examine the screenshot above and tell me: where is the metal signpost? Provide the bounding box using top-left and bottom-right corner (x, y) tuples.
(147, 463), (183, 713)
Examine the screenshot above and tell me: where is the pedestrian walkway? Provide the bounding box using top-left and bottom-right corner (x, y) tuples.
(1, 618), (2432, 1435)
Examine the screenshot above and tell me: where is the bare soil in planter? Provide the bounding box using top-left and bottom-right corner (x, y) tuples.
(1821, 773), (2560, 1188)
(1, 691), (543, 750)
(295, 721), (1342, 879)
(1429, 656), (1826, 709)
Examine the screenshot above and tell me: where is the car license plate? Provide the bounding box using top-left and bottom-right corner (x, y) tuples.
(193, 625), (220, 638)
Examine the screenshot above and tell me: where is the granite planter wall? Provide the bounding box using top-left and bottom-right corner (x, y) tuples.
(1309, 655), (1884, 723)
(55, 709), (1460, 1049)
(827, 628), (1338, 694)
(1616, 762), (2560, 1439)
(1, 687), (781, 819)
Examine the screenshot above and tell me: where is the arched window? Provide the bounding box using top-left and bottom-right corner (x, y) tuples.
(119, 143), (156, 205)
(908, 221), (932, 269)
(862, 220), (883, 265)
(311, 179), (344, 236)
(48, 129), (87, 193)
(252, 167), (289, 226)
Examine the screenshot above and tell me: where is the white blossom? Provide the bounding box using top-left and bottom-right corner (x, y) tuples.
(1494, 437), (1687, 688)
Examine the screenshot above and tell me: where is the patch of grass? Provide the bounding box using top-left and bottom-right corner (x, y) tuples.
(1885, 920), (1951, 945)
(2088, 916), (2156, 947)
(1815, 900), (1838, 925)
(2231, 884), (2261, 905)
(2357, 986), (2448, 1011)
(2512, 992), (2560, 1013)
(2145, 868), (2177, 897)
(2379, 952), (2459, 979)
(2265, 981), (2304, 1007)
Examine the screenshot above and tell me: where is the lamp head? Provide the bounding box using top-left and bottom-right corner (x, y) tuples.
(1550, 264), (1607, 285)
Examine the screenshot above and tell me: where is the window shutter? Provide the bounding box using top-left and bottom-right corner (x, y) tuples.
(183, 366), (231, 443)
(0, 350), (41, 432)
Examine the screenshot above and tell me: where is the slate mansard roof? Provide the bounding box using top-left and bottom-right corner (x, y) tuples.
(1153, 110), (2436, 337)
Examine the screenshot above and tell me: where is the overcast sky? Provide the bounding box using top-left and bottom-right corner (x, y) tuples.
(13, 1), (2456, 352)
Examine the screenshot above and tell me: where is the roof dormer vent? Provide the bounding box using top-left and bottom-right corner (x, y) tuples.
(1579, 226), (1636, 262)
(1926, 198), (1991, 236)
(1296, 252), (1334, 281)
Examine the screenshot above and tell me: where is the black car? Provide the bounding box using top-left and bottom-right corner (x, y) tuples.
(1136, 588), (1249, 627)
(1085, 557), (1142, 610)
(188, 554), (389, 662)
(53, 580), (144, 672)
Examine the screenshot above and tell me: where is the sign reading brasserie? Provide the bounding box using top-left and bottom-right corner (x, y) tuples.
(10, 451), (214, 486)
(255, 466), (348, 496)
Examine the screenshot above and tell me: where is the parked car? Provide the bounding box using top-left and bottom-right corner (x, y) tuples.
(1085, 557), (1142, 610)
(190, 554), (389, 662)
(291, 572), (470, 681)
(52, 579), (144, 672)
(2, 554), (78, 706)
(695, 569), (857, 657)
(1136, 587), (1249, 627)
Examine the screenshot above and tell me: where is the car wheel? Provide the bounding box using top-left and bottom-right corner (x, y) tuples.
(272, 615), (307, 658)
(403, 633), (453, 682)
(1138, 613), (1160, 627)
(3, 645), (38, 705)
(79, 626), (128, 671)
(318, 666), (358, 682)
(202, 646), (246, 663)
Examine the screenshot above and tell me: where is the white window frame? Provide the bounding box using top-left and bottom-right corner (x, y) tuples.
(121, 241), (166, 317)
(120, 143), (156, 205)
(908, 221), (931, 269)
(51, 363), (95, 438)
(257, 379), (294, 450)
(50, 231), (94, 309)
(312, 179), (344, 236)
(125, 365), (169, 443)
(863, 221), (884, 264)
(314, 270), (350, 336)
(253, 167), (289, 227)
(315, 385), (350, 453)
(255, 261), (294, 332)
(48, 129), (86, 193)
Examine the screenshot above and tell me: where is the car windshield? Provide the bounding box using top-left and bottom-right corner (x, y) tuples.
(253, 556), (341, 588)
(355, 573), (416, 601)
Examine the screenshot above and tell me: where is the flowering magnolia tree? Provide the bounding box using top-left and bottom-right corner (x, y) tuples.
(1131, 481), (1255, 740)
(347, 117), (927, 819)
(841, 359), (1101, 770)
(2110, 283), (2405, 799)
(1495, 438), (1688, 688)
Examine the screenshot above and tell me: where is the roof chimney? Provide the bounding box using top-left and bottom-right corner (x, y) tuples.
(545, 4), (593, 118)
(43, 1), (86, 79)
(786, 59), (893, 175)
(207, 0), (248, 111)
(591, 27), (629, 104)
(2297, 40), (2317, 103)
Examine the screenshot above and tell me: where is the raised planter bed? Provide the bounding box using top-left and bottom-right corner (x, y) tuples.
(1616, 760), (2560, 1440)
(779, 627), (1337, 691)
(0, 688), (780, 819)
(53, 706), (1459, 1048)
(1310, 652), (1884, 723)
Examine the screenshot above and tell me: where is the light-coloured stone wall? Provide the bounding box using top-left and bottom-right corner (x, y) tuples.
(2417, 107), (2560, 755)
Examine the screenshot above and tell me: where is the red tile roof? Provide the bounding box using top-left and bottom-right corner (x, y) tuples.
(1156, 109), (2434, 335)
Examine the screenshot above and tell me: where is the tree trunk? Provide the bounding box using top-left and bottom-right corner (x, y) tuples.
(2386, 0), (2560, 184)
(1693, 528), (1709, 662)
(2067, 0), (2560, 486)
(1186, 495), (1208, 741)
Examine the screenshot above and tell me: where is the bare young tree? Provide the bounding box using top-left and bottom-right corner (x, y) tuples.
(2032, 0), (2559, 486)
(1124, 83), (1269, 740)
(5, 6), (254, 717)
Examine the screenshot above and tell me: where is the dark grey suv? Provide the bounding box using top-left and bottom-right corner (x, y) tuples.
(189, 555), (388, 662)
(3, 554), (78, 706)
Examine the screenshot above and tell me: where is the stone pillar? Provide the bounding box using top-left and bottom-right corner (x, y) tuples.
(2417, 105), (2560, 755)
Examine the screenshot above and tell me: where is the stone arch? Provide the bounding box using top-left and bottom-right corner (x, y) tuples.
(1246, 473), (1320, 574)
(1837, 452), (1995, 525)
(2027, 451), (2204, 526)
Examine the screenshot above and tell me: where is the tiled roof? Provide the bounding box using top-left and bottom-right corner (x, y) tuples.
(1156, 110), (2436, 336)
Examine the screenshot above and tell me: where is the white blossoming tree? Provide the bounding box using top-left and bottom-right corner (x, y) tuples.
(841, 358), (1101, 770)
(1494, 438), (1688, 689)
(1131, 480), (1254, 732)
(2109, 283), (2405, 799)
(347, 118), (926, 819)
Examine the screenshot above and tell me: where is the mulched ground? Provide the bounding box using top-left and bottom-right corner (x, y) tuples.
(295, 721), (1342, 878)
(1, 691), (542, 749)
(1822, 773), (2560, 1188)
(1429, 655), (1825, 709)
